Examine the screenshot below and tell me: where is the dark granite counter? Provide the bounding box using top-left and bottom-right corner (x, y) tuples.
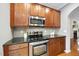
(3, 35), (66, 46)
(49, 35), (66, 39)
(3, 37), (28, 46)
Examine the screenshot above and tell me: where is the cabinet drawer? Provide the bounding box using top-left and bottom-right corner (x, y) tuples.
(9, 47), (28, 56)
(9, 43), (28, 50)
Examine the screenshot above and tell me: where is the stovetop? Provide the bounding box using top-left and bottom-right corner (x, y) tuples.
(27, 36), (48, 42)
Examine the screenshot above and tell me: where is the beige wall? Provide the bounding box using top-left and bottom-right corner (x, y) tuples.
(0, 3), (12, 56)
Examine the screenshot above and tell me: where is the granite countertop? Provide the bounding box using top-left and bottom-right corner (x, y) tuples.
(49, 35), (66, 39)
(3, 35), (66, 46)
(3, 37), (28, 46)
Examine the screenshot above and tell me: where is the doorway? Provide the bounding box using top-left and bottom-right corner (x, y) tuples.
(69, 7), (79, 52)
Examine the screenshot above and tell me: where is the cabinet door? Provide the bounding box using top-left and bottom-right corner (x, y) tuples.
(53, 10), (60, 28)
(48, 44), (54, 56)
(53, 38), (60, 55)
(30, 3), (39, 16)
(60, 37), (65, 52)
(50, 10), (54, 27)
(38, 5), (46, 17)
(3, 45), (9, 56)
(48, 38), (61, 56)
(10, 3), (15, 28)
(45, 9), (54, 27)
(48, 39), (54, 56)
(14, 3), (28, 26)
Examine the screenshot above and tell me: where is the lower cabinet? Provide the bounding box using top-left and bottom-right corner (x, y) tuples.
(48, 37), (65, 56)
(3, 43), (29, 56)
(9, 47), (28, 56)
(3, 37), (65, 56)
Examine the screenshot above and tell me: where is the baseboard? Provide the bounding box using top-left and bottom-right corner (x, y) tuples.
(64, 50), (71, 53)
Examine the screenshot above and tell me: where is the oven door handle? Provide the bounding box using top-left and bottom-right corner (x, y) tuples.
(29, 40), (48, 46)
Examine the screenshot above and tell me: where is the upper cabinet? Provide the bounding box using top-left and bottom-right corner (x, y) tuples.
(10, 3), (15, 28)
(30, 4), (39, 16)
(45, 8), (54, 27)
(30, 3), (46, 17)
(10, 3), (60, 28)
(10, 3), (30, 27)
(38, 5), (46, 17)
(45, 8), (60, 28)
(53, 10), (60, 28)
(14, 3), (29, 26)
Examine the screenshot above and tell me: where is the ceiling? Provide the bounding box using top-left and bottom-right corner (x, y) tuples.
(69, 7), (79, 21)
(40, 3), (68, 10)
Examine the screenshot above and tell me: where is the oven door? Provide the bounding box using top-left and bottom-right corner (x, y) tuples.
(32, 43), (47, 56)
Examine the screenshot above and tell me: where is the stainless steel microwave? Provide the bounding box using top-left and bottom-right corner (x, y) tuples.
(29, 16), (45, 26)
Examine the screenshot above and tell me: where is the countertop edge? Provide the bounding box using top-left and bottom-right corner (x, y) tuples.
(3, 36), (66, 46)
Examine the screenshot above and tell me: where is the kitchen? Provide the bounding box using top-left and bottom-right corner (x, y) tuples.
(1, 3), (79, 56)
(2, 3), (65, 56)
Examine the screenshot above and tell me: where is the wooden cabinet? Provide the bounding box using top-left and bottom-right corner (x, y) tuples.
(30, 3), (39, 16)
(60, 37), (65, 52)
(53, 10), (60, 28)
(14, 3), (29, 26)
(38, 5), (46, 17)
(48, 38), (54, 56)
(48, 37), (65, 56)
(9, 43), (28, 50)
(53, 38), (61, 55)
(10, 3), (60, 28)
(3, 43), (29, 56)
(10, 3), (15, 28)
(9, 47), (28, 56)
(45, 9), (54, 27)
(30, 3), (46, 17)
(10, 3), (30, 27)
(45, 9), (60, 28)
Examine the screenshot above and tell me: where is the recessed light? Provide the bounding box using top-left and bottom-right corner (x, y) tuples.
(46, 8), (49, 13)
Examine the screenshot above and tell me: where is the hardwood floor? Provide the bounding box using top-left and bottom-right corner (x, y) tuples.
(58, 39), (79, 56)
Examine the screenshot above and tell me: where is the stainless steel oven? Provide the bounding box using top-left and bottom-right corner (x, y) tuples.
(29, 40), (48, 56)
(29, 16), (45, 26)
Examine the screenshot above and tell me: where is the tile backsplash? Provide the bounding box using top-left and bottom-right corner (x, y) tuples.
(13, 27), (59, 37)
